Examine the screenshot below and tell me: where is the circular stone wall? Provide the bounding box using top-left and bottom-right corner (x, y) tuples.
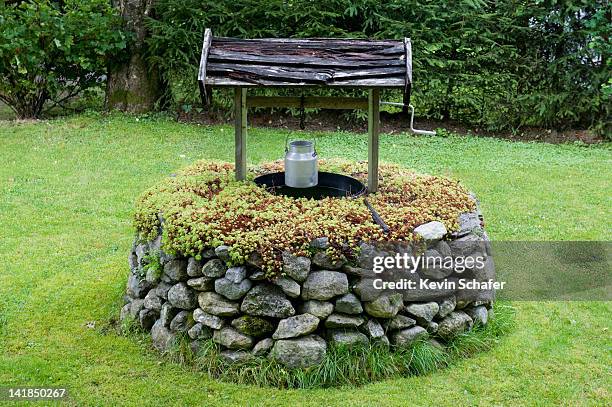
(120, 161), (496, 368)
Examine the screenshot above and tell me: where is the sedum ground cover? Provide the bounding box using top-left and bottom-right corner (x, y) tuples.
(0, 112), (610, 406)
(134, 159), (474, 276)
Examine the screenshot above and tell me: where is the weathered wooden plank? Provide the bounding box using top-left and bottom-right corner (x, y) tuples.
(331, 66), (406, 79)
(330, 78), (405, 86)
(247, 96), (302, 108)
(209, 63), (405, 84)
(212, 43), (402, 59)
(198, 28), (213, 82)
(209, 63), (333, 83)
(213, 37), (399, 48)
(205, 77), (406, 88)
(198, 29), (213, 104)
(368, 89), (380, 193)
(246, 96), (369, 110)
(234, 88), (247, 181)
(214, 46), (399, 56)
(211, 49), (401, 62)
(209, 43), (402, 54)
(370, 44), (406, 55)
(208, 50), (403, 68)
(302, 96), (368, 109)
(210, 41), (402, 52)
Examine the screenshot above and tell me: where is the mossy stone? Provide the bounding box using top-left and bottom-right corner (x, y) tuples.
(231, 315), (274, 337)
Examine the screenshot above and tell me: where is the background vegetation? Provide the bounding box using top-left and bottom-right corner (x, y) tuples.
(146, 0), (611, 134)
(1, 1), (609, 136)
(0, 0), (127, 118)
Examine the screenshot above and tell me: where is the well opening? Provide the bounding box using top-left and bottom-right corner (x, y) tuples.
(253, 171), (366, 200)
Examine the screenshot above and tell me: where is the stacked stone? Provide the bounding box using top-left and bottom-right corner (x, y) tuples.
(121, 211), (495, 368)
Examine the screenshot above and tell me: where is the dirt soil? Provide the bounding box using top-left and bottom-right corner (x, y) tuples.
(180, 109), (604, 144)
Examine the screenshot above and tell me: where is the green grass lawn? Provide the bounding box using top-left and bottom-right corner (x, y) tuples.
(0, 113), (610, 406)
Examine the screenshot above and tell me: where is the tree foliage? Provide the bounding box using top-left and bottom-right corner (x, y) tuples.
(0, 0), (127, 119)
(145, 0), (610, 134)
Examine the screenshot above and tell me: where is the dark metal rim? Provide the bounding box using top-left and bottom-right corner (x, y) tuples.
(253, 171), (367, 198)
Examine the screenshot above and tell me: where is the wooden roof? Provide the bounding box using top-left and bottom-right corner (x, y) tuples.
(198, 29), (412, 89)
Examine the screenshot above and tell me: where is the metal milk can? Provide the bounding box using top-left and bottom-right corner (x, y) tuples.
(284, 139), (318, 188)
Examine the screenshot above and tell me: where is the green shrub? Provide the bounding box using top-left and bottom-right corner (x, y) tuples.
(0, 0), (127, 119)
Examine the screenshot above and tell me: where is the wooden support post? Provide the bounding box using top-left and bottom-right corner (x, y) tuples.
(234, 87), (247, 180)
(246, 96), (368, 110)
(368, 89), (380, 193)
(368, 89), (380, 192)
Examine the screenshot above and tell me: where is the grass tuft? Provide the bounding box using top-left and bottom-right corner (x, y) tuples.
(445, 303), (515, 359)
(160, 303), (515, 389)
(0, 303), (7, 336)
(117, 315), (143, 338)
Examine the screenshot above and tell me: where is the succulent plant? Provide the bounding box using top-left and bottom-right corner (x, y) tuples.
(134, 160), (475, 278)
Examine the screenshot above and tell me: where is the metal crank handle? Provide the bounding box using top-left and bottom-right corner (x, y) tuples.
(380, 101), (436, 136)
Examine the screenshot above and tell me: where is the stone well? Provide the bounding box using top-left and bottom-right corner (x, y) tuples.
(121, 207), (495, 368)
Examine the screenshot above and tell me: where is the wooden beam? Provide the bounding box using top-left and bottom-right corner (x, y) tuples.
(368, 89), (380, 193)
(403, 38), (413, 86)
(234, 87), (247, 181)
(246, 96), (368, 110)
(198, 28), (213, 82)
(198, 28), (213, 103)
